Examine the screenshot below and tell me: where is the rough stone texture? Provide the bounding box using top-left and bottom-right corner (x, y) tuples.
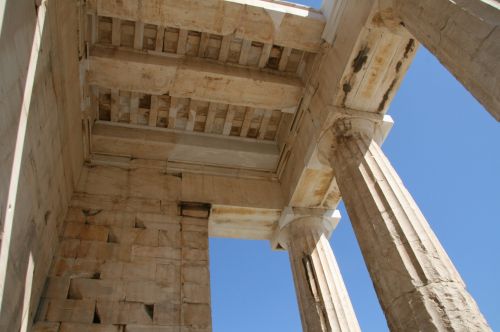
(391, 0), (500, 120)
(330, 117), (491, 331)
(0, 0), (83, 330)
(280, 0), (418, 210)
(279, 216), (361, 332)
(32, 322), (61, 332)
(0, 0), (496, 330)
(34, 165), (212, 331)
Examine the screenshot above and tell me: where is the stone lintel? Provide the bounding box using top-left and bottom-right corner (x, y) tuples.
(87, 0), (326, 52)
(88, 46), (304, 110)
(209, 205), (281, 240)
(92, 121), (280, 171)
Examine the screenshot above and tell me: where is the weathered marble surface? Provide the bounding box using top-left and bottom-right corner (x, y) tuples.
(330, 117), (491, 331)
(278, 211), (361, 332)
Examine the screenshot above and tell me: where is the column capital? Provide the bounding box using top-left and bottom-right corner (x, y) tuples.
(329, 112), (394, 147)
(271, 207), (340, 250)
(308, 110), (393, 173)
(333, 116), (377, 140)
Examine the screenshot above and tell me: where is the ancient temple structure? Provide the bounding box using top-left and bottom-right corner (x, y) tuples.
(0, 0), (498, 331)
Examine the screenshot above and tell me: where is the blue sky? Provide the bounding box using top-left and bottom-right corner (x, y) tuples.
(209, 2), (500, 331)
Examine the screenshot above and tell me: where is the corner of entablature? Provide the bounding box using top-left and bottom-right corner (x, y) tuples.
(371, 0), (407, 36)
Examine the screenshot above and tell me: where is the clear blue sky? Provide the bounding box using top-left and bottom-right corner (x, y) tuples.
(209, 2), (500, 331)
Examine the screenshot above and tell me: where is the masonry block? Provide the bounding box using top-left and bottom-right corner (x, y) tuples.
(77, 241), (132, 261)
(125, 280), (177, 303)
(32, 321), (60, 332)
(71, 195), (163, 214)
(158, 227), (181, 248)
(59, 322), (122, 332)
(49, 257), (102, 279)
(64, 223), (110, 241)
(182, 248), (208, 262)
(182, 264), (209, 285)
(122, 262), (157, 281)
(43, 277), (71, 299)
(50, 258), (75, 277)
(96, 300), (153, 324)
(108, 227), (159, 246)
(182, 303), (211, 329)
(182, 283), (210, 304)
(34, 189), (211, 332)
(181, 328), (211, 332)
(136, 212), (180, 227)
(180, 220), (208, 234)
(44, 299), (95, 323)
(86, 210), (136, 227)
(132, 245), (181, 264)
(99, 261), (124, 279)
(101, 261), (158, 280)
(58, 239), (81, 258)
(153, 301), (181, 325)
(69, 278), (125, 301)
(65, 207), (86, 223)
(126, 325), (180, 332)
(64, 259), (103, 279)
(156, 263), (181, 287)
(181, 232), (208, 250)
(63, 222), (82, 239)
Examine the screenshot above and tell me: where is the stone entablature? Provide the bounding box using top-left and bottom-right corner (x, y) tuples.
(0, 0), (497, 331)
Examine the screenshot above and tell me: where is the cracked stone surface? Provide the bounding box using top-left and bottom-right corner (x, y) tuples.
(330, 118), (491, 331)
(279, 216), (361, 332)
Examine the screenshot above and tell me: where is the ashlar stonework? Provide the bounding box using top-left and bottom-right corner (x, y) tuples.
(0, 0), (497, 331)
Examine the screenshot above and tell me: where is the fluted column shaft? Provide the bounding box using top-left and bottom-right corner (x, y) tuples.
(330, 118), (491, 331)
(279, 216), (361, 332)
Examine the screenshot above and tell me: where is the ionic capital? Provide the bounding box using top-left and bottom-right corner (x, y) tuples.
(333, 116), (378, 141)
(271, 207), (340, 250)
(329, 110), (393, 144)
(326, 111), (394, 175)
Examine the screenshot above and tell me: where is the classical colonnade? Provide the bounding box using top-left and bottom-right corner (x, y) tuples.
(0, 0), (496, 330)
(276, 0), (498, 330)
(277, 117), (491, 331)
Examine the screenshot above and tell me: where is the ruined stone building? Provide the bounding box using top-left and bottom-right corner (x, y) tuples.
(0, 0), (498, 331)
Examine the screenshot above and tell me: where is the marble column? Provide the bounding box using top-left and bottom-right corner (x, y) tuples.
(277, 210), (361, 332)
(330, 117), (491, 331)
(382, 0), (500, 120)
